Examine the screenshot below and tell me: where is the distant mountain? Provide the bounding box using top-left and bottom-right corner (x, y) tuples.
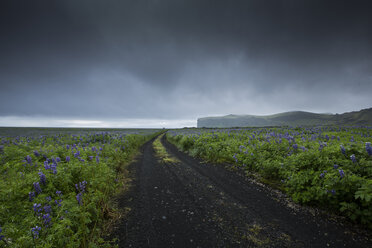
(197, 108), (372, 128)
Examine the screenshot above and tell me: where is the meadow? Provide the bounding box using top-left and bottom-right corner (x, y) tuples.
(0, 128), (160, 247)
(1, 126), (371, 247)
(167, 126), (372, 228)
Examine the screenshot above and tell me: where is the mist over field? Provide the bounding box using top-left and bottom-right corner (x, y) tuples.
(1, 0), (372, 127)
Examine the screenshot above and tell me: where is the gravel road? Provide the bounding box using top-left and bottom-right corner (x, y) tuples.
(112, 134), (371, 248)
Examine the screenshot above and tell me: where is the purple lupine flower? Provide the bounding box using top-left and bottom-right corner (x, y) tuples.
(0, 145), (3, 153)
(330, 189), (336, 195)
(350, 154), (357, 163)
(76, 192), (83, 205)
(26, 155), (32, 164)
(56, 157), (61, 163)
(54, 199), (62, 207)
(33, 203), (42, 215)
(56, 190), (62, 196)
(233, 153), (238, 163)
(31, 226), (41, 239)
(75, 181), (87, 193)
(88, 156), (93, 161)
(38, 171), (46, 185)
(34, 150), (40, 157)
(50, 163), (57, 174)
(350, 136), (355, 142)
(66, 156), (70, 162)
(366, 142), (372, 156)
(340, 145), (346, 155)
(29, 191), (36, 202)
(42, 214), (51, 227)
(333, 164), (339, 169)
(319, 143), (324, 151)
(96, 156), (99, 163)
(292, 144), (298, 150)
(66, 144), (70, 150)
(339, 169), (345, 178)
(0, 226), (4, 241)
(43, 205), (52, 213)
(44, 161), (50, 170)
(33, 182), (42, 194)
(45, 196), (52, 202)
(320, 172), (325, 178)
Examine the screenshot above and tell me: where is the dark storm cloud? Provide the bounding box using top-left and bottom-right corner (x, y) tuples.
(0, 0), (371, 124)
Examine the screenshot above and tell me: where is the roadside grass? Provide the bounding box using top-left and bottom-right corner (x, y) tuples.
(102, 151), (141, 242)
(153, 134), (180, 164)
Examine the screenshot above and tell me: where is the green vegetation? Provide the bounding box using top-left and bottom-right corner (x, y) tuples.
(197, 108), (372, 127)
(167, 126), (372, 228)
(153, 134), (179, 164)
(0, 129), (160, 247)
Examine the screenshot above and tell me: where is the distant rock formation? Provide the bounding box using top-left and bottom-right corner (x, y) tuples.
(197, 108), (372, 128)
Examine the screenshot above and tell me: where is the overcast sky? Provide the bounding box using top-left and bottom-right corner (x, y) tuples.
(1, 0), (371, 128)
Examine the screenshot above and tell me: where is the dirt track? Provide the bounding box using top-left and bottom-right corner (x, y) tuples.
(112, 134), (371, 247)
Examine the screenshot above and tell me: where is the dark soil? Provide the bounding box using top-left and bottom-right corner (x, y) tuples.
(111, 135), (372, 247)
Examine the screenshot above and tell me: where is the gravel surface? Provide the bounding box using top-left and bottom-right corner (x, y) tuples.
(111, 135), (372, 248)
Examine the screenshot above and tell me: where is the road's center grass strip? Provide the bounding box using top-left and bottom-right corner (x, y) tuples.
(153, 134), (180, 164)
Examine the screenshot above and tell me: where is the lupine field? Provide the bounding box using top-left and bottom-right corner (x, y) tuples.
(0, 128), (160, 247)
(167, 126), (372, 228)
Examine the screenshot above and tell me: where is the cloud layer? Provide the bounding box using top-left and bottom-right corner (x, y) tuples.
(1, 0), (371, 126)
